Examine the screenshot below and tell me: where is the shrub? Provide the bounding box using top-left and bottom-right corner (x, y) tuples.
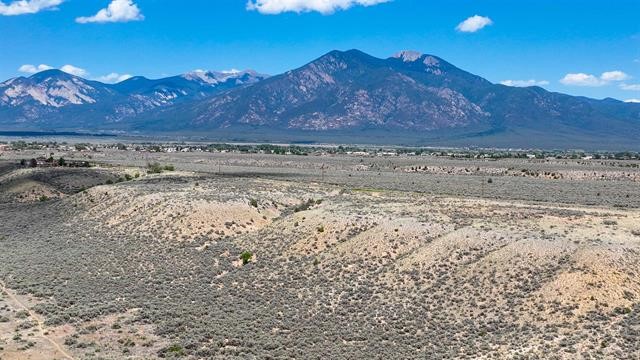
(105, 179), (114, 185)
(159, 344), (185, 357)
(249, 199), (258, 208)
(240, 251), (253, 265)
(294, 199), (316, 212)
(317, 225), (325, 233)
(39, 195), (49, 202)
(124, 174), (133, 181)
(147, 163), (175, 173)
(147, 163), (164, 174)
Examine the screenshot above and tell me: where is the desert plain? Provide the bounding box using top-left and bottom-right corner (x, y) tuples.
(0, 144), (639, 359)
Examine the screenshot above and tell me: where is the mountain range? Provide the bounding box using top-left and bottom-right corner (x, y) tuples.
(1, 49), (639, 149)
(0, 69), (267, 130)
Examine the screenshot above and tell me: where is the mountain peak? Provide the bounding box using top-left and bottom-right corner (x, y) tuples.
(181, 69), (267, 85)
(393, 50), (423, 62)
(28, 69), (72, 80)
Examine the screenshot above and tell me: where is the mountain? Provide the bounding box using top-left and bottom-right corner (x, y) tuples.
(1, 50), (639, 149)
(0, 69), (267, 130)
(141, 49), (640, 149)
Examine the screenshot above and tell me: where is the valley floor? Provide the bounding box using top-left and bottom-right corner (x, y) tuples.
(0, 152), (639, 359)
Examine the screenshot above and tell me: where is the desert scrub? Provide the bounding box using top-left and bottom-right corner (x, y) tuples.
(294, 198), (318, 212)
(148, 163), (175, 174)
(249, 199), (258, 208)
(159, 344), (185, 357)
(240, 251), (253, 265)
(147, 162), (164, 174)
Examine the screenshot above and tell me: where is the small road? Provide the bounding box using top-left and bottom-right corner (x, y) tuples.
(0, 280), (75, 360)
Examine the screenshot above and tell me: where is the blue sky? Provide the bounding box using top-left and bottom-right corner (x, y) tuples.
(1, 0), (639, 101)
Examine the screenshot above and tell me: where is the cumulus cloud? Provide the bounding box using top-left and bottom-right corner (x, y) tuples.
(624, 99), (640, 103)
(600, 71), (630, 82)
(246, 0), (389, 15)
(95, 72), (132, 83)
(60, 64), (88, 77)
(18, 64), (54, 74)
(500, 79), (549, 87)
(76, 0), (143, 23)
(620, 83), (640, 91)
(560, 73), (603, 87)
(0, 0), (62, 16)
(17, 63), (133, 82)
(456, 15), (493, 33)
(560, 70), (630, 87)
(19, 63), (87, 76)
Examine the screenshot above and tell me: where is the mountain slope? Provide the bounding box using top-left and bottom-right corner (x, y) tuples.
(0, 69), (267, 130)
(141, 49), (640, 148)
(1, 50), (639, 149)
(151, 50), (491, 132)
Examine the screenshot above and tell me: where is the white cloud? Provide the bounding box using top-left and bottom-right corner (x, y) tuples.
(18, 64), (54, 74)
(76, 0), (143, 23)
(560, 70), (631, 87)
(0, 0), (62, 16)
(60, 64), (88, 77)
(624, 99), (640, 103)
(500, 79), (549, 87)
(95, 72), (132, 83)
(246, 0), (389, 15)
(19, 63), (87, 77)
(456, 15), (493, 33)
(620, 83), (640, 91)
(560, 73), (604, 87)
(17, 64), (133, 82)
(600, 71), (629, 82)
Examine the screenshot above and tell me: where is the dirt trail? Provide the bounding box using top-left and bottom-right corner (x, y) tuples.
(0, 280), (75, 360)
